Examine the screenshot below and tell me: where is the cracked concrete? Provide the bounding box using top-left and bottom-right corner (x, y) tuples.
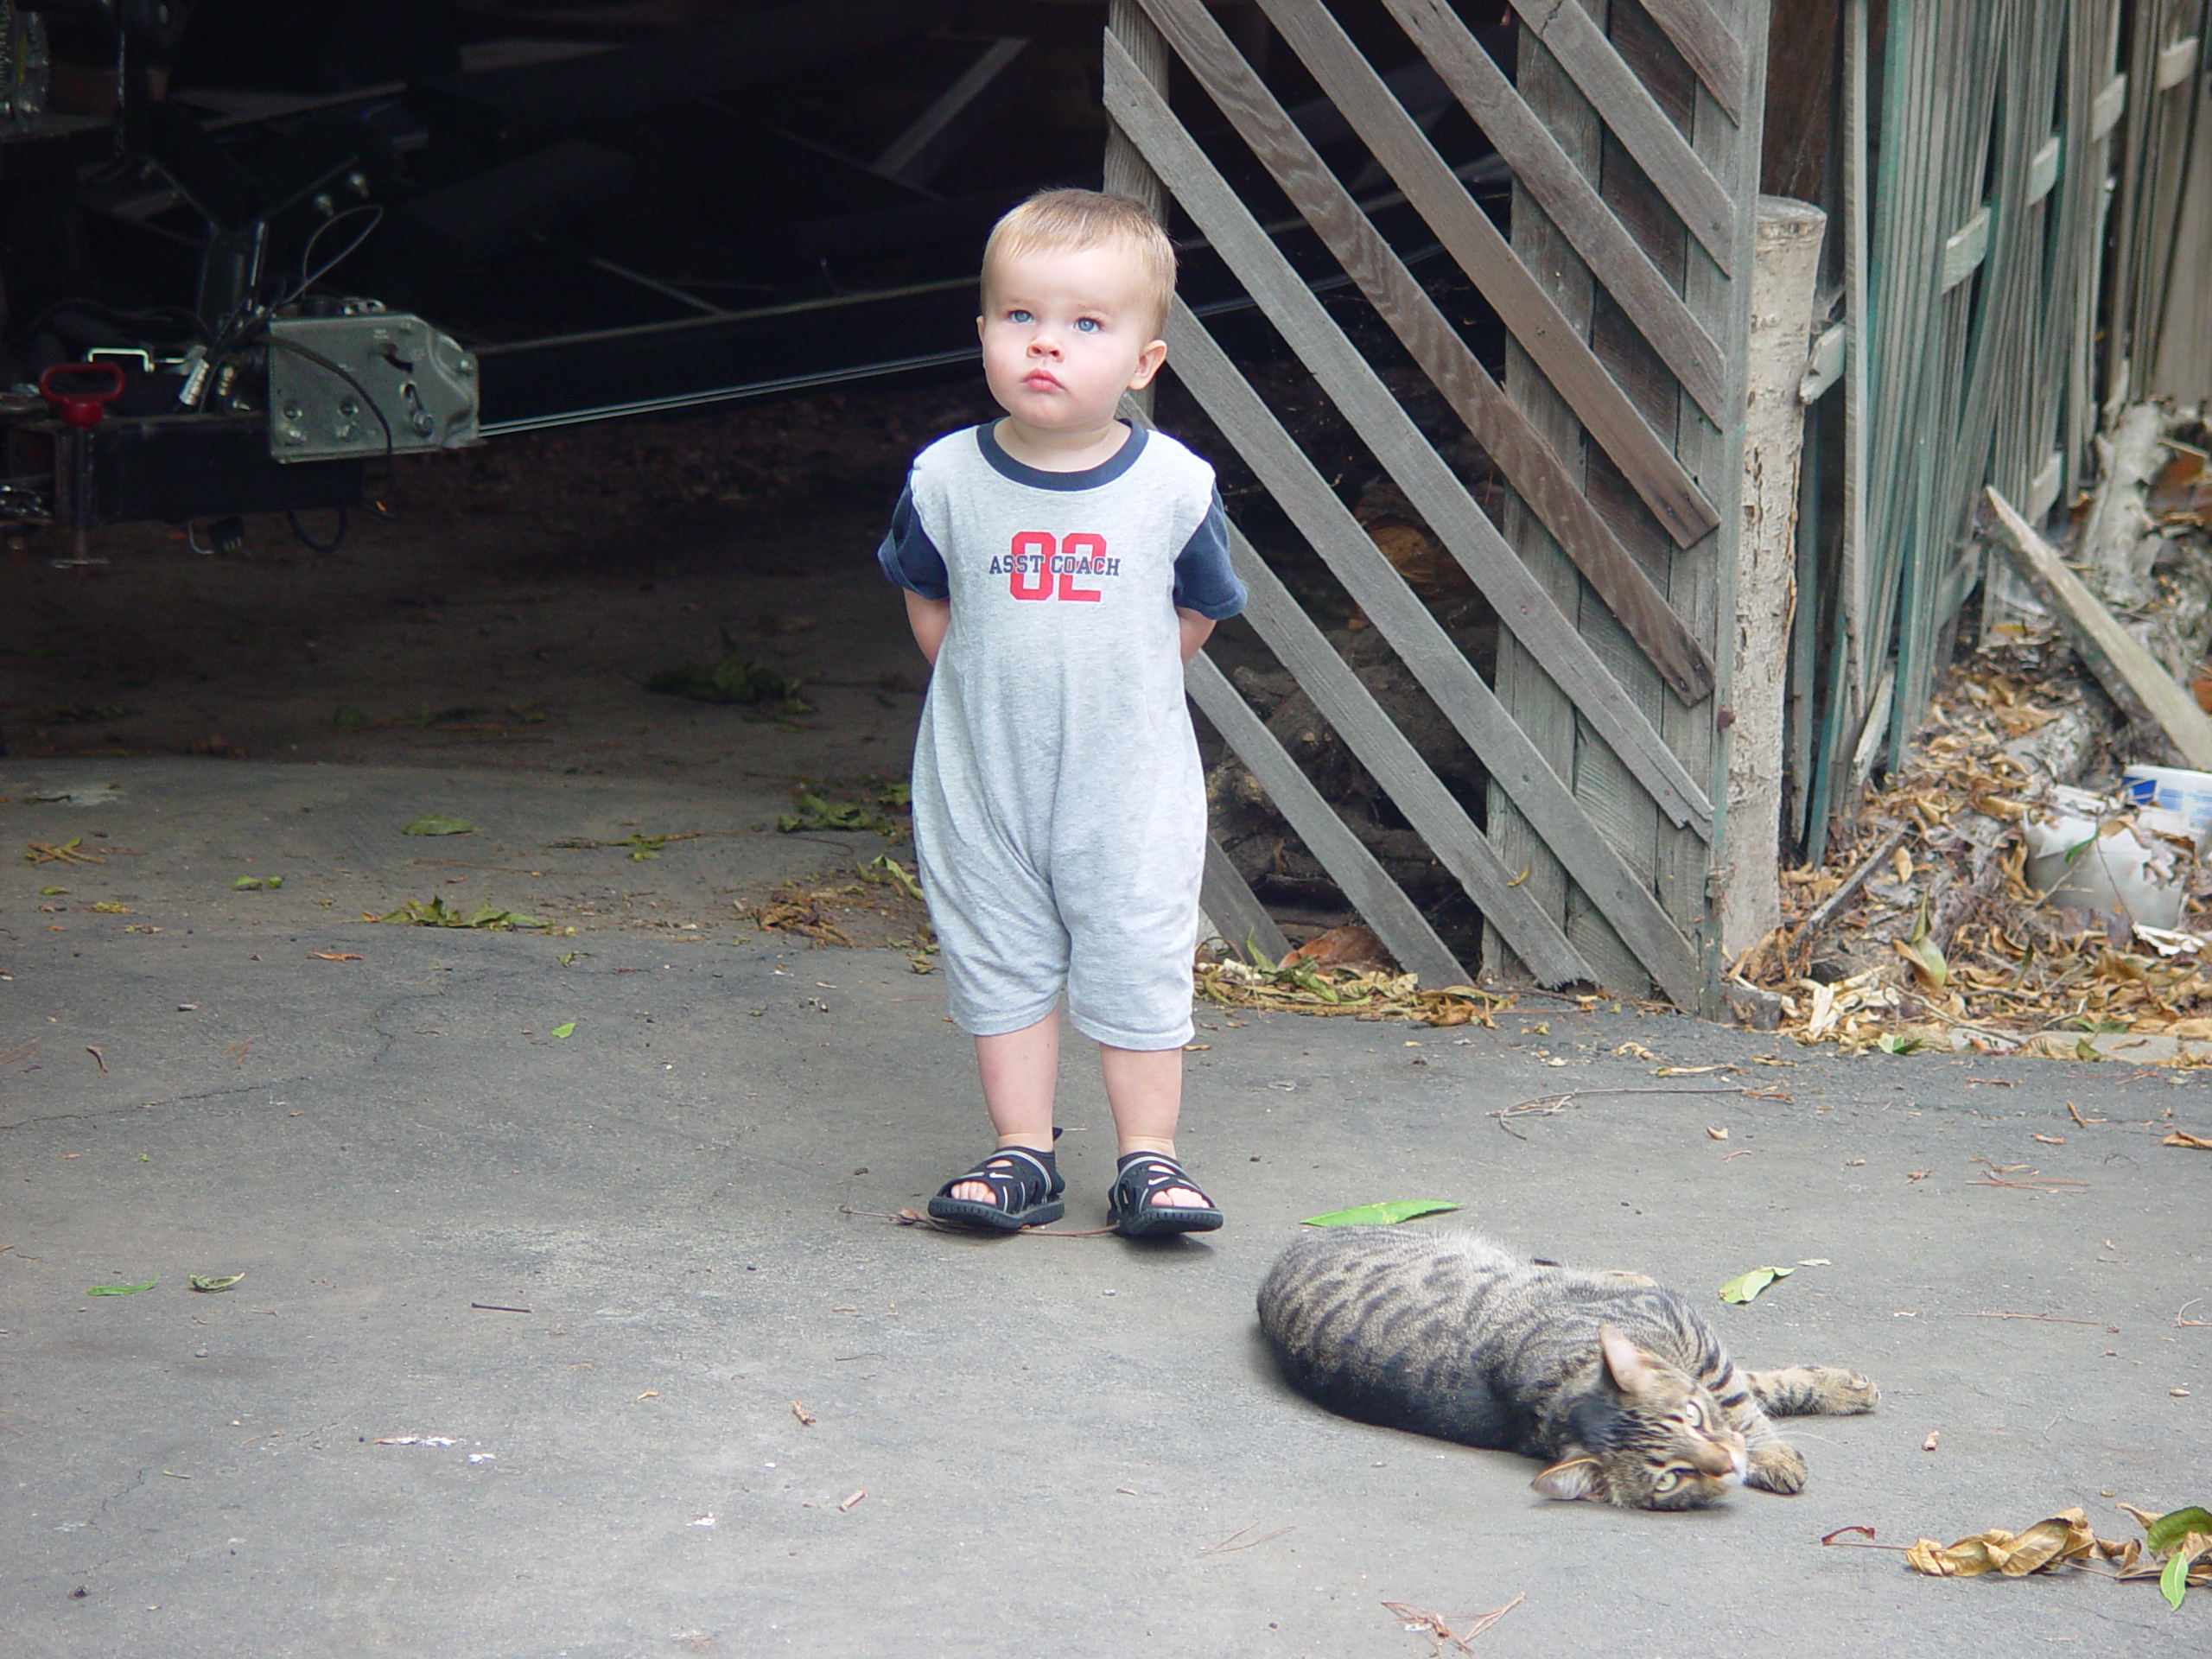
(3, 757), (2209, 1658)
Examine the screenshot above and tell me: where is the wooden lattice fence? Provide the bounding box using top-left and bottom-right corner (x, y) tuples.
(1104, 0), (1772, 1008)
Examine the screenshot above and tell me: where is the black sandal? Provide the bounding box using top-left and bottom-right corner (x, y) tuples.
(926, 1144), (1065, 1232)
(1108, 1152), (1223, 1237)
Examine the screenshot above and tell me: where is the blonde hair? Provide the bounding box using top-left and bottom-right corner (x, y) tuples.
(982, 188), (1176, 336)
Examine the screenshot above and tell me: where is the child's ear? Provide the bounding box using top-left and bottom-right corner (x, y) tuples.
(1128, 337), (1167, 390)
(976, 315), (988, 342)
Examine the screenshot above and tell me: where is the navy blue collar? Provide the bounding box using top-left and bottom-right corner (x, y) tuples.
(975, 421), (1147, 490)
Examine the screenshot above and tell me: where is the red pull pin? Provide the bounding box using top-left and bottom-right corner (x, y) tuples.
(39, 362), (125, 567)
(38, 361), (126, 428)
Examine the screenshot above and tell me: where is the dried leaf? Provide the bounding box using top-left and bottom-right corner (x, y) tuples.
(1904, 1508), (2105, 1577)
(791, 1401), (816, 1427)
(1707, 1125), (1729, 1140)
(2164, 1130), (2212, 1149)
(402, 816), (474, 836)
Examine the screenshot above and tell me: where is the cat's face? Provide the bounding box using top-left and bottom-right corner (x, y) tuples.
(1532, 1325), (1748, 1510)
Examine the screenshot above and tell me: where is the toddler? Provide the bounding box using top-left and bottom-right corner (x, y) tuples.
(876, 188), (1246, 1236)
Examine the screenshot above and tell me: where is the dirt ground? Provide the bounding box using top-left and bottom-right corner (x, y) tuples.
(0, 378), (1021, 785)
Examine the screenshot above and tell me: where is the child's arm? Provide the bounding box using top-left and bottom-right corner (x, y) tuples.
(1177, 607), (1215, 664)
(906, 590), (951, 666)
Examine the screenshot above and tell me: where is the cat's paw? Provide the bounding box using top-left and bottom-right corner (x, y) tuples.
(1745, 1443), (1808, 1494)
(1824, 1370), (1879, 1414)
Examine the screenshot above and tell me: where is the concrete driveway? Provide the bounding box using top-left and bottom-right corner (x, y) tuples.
(3, 760), (2207, 1657)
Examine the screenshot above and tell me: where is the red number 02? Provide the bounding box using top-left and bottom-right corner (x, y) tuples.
(1057, 533), (1103, 601)
(1008, 531), (1054, 601)
(1006, 531), (1106, 601)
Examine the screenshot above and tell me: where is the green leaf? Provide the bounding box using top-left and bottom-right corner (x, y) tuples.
(37, 886), (67, 896)
(2163, 1548), (2190, 1610)
(188, 1274), (245, 1292)
(265, 876), (283, 889)
(1718, 1265), (1795, 1305)
(86, 1281), (156, 1295)
(1300, 1200), (1461, 1227)
(2145, 1507), (2212, 1553)
(233, 875), (264, 890)
(550, 1021), (575, 1039)
(402, 816), (474, 836)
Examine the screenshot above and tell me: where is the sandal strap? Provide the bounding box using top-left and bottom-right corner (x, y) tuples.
(937, 1145), (1062, 1207)
(1112, 1153), (1214, 1207)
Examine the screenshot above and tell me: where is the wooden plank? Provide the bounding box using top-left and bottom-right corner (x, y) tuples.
(1639, 0), (1749, 123)
(1106, 19), (1714, 701)
(1486, 6), (1617, 989)
(1184, 655), (1473, 987)
(2155, 35), (2200, 92)
(2092, 70), (2127, 139)
(1198, 524), (1598, 986)
(1198, 831), (1290, 965)
(1986, 486), (2212, 770)
(1939, 203), (1991, 291)
(1167, 308), (1707, 1003)
(1102, 49), (1718, 830)
(1381, 0), (1727, 423)
(1193, 0), (1722, 546)
(1660, 0), (1766, 1016)
(1798, 321), (1846, 402)
(2025, 132), (2062, 205)
(1504, 0), (1738, 272)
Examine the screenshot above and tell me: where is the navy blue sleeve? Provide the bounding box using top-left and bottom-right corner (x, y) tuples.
(875, 480), (949, 601)
(1170, 490), (1245, 620)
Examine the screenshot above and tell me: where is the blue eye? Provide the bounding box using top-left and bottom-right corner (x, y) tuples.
(1074, 317), (1101, 333)
(1007, 308), (1033, 324)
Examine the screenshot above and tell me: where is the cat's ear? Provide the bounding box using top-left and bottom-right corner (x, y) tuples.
(1598, 1323), (1661, 1396)
(1531, 1456), (1603, 1502)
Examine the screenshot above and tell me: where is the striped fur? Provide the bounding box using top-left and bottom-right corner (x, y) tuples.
(1255, 1229), (1877, 1510)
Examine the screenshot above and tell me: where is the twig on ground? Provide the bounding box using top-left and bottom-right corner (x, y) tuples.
(1383, 1593), (1522, 1655)
(1968, 1176), (2091, 1190)
(1199, 1520), (1294, 1554)
(2175, 1298), (2208, 1327)
(1821, 1526), (1909, 1551)
(1958, 1311), (2113, 1326)
(2067, 1100), (2104, 1127)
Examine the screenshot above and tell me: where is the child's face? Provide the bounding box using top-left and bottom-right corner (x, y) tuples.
(978, 240), (1166, 442)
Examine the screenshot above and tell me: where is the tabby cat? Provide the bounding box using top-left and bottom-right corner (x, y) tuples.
(1255, 1228), (1878, 1510)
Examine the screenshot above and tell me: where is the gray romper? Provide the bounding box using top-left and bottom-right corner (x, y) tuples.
(878, 422), (1245, 1048)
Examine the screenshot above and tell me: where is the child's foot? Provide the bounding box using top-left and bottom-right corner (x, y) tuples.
(1108, 1152), (1223, 1236)
(927, 1145), (1064, 1232)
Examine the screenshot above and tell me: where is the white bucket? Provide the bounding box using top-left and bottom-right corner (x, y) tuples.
(2121, 764), (2212, 841)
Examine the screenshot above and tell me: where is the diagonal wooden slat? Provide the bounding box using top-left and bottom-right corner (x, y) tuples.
(1639, 0), (1750, 124)
(1205, 524), (1592, 987)
(1503, 0), (1738, 273)
(1157, 0), (1721, 546)
(1109, 16), (1711, 700)
(1199, 832), (1290, 965)
(1184, 654), (1478, 988)
(1380, 0), (1726, 423)
(1167, 308), (1706, 1004)
(1103, 42), (1715, 831)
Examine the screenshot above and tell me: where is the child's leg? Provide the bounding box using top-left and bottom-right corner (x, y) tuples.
(946, 1013), (1060, 1205)
(1099, 1043), (1205, 1209)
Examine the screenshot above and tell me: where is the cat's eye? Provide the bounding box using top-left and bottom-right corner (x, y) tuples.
(1681, 1402), (1703, 1427)
(1653, 1470), (1681, 1493)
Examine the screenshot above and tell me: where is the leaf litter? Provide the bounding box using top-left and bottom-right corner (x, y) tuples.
(1729, 651), (2212, 1063)
(1829, 1503), (2212, 1607)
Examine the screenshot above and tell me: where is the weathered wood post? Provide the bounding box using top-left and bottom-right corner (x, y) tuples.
(1723, 194), (1827, 962)
(1104, 0), (1168, 422)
